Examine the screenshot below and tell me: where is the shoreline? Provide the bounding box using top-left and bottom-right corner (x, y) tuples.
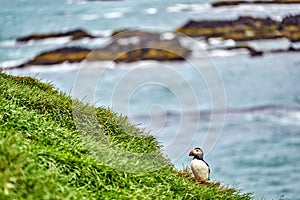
(2, 2), (300, 69)
(212, 0), (300, 7)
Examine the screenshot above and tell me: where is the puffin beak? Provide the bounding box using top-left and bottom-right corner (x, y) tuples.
(189, 151), (194, 156)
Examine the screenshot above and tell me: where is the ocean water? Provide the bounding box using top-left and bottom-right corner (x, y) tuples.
(1, 0), (300, 199)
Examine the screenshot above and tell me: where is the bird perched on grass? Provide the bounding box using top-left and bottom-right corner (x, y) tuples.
(189, 147), (210, 183)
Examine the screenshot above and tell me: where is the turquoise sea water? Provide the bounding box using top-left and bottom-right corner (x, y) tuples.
(1, 0), (300, 199)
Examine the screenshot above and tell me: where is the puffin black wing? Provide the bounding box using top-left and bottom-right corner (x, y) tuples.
(203, 160), (210, 180)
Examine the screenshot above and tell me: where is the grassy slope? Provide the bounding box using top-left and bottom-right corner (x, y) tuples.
(0, 72), (251, 199)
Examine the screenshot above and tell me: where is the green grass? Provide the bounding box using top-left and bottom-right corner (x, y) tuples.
(0, 72), (252, 199)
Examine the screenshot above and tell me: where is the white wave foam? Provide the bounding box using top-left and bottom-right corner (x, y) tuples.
(213, 4), (300, 20)
(83, 60), (116, 69)
(92, 30), (112, 37)
(1, 59), (114, 74)
(278, 111), (300, 126)
(0, 36), (72, 47)
(167, 3), (300, 21)
(103, 12), (123, 19)
(6, 62), (79, 74)
(292, 42), (300, 49)
(211, 49), (249, 57)
(0, 59), (26, 69)
(145, 8), (157, 15)
(117, 36), (140, 46)
(179, 37), (208, 50)
(80, 14), (99, 21)
(245, 110), (300, 126)
(0, 40), (16, 47)
(160, 32), (176, 41)
(72, 37), (112, 48)
(166, 3), (211, 13)
(114, 60), (160, 69)
(248, 38), (290, 51)
(25, 36), (72, 46)
(208, 38), (235, 47)
(187, 38), (246, 58)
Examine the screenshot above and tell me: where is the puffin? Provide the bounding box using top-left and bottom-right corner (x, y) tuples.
(189, 147), (210, 182)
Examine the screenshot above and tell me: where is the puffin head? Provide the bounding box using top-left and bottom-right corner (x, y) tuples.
(189, 147), (204, 159)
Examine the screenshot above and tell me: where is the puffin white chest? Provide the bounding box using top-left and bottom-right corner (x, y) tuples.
(190, 159), (210, 181)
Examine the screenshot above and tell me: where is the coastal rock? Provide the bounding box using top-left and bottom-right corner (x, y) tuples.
(176, 15), (300, 42)
(212, 0), (300, 7)
(10, 30), (190, 68)
(281, 14), (300, 42)
(223, 45), (264, 57)
(282, 14), (300, 25)
(13, 47), (91, 68)
(220, 44), (300, 57)
(16, 29), (97, 43)
(108, 30), (190, 62)
(270, 45), (300, 53)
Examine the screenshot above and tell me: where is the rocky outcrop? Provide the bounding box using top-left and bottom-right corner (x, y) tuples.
(214, 43), (300, 57)
(282, 14), (300, 25)
(107, 30), (190, 62)
(225, 46), (263, 57)
(212, 0), (300, 7)
(270, 45), (300, 54)
(280, 15), (300, 42)
(10, 30), (190, 68)
(16, 29), (97, 43)
(13, 47), (91, 68)
(176, 15), (300, 42)
(9, 14), (300, 69)
(175, 14), (300, 56)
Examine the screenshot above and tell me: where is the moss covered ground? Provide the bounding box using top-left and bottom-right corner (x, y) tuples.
(0, 72), (252, 199)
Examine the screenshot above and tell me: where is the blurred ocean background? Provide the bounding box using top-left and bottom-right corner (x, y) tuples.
(1, 0), (300, 199)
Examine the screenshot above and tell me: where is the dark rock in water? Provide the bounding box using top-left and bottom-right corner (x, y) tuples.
(223, 45), (264, 57)
(10, 30), (190, 69)
(16, 29), (97, 43)
(225, 44), (300, 56)
(281, 14), (300, 42)
(270, 45), (300, 54)
(212, 0), (300, 7)
(177, 15), (300, 42)
(282, 14), (300, 25)
(177, 16), (281, 40)
(108, 30), (190, 62)
(179, 16), (277, 29)
(12, 47), (92, 68)
(114, 48), (186, 63)
(92, 30), (190, 62)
